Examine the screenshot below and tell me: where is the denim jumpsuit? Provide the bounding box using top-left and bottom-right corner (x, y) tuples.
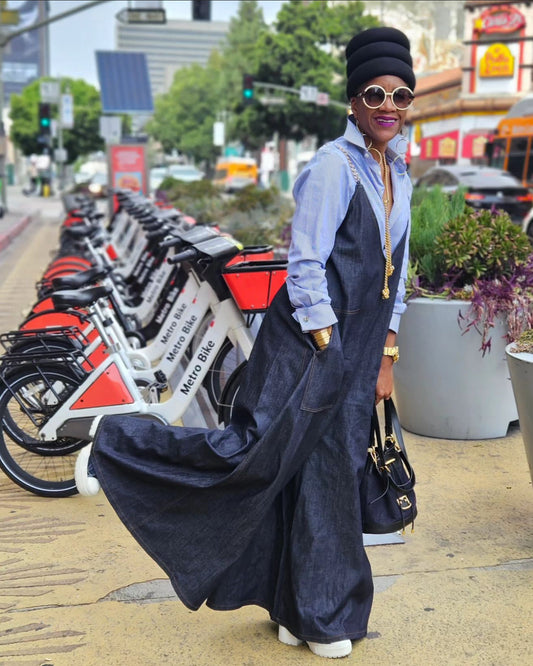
(91, 133), (409, 644)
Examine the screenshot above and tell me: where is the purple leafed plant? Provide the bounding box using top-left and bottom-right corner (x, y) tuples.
(409, 190), (533, 355)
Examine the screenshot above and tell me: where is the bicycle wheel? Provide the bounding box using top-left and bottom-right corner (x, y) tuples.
(205, 339), (248, 412)
(217, 361), (247, 427)
(0, 364), (87, 497)
(1, 335), (81, 367)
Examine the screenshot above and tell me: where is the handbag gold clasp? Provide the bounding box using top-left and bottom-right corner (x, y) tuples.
(397, 495), (412, 510)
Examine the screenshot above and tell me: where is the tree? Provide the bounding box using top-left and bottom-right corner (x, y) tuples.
(146, 51), (227, 163)
(9, 78), (105, 162)
(147, 0), (268, 162)
(146, 0), (379, 161)
(233, 0), (379, 147)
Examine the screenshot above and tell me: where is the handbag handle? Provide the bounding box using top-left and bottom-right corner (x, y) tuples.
(384, 399), (407, 455)
(372, 399), (416, 490)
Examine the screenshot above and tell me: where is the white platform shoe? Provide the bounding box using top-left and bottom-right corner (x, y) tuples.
(278, 625), (352, 658)
(75, 437), (101, 497)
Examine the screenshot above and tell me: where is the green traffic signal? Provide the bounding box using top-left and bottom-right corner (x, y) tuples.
(242, 74), (254, 103)
(38, 102), (51, 135)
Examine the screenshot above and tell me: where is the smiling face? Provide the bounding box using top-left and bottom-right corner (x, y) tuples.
(350, 75), (411, 152)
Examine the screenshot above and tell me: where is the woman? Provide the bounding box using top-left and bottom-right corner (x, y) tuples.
(76, 27), (415, 660)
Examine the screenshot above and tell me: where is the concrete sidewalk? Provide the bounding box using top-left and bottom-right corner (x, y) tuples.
(0, 193), (531, 665)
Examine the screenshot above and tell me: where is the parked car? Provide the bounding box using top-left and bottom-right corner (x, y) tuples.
(69, 171), (109, 199)
(415, 165), (533, 225)
(167, 164), (204, 182)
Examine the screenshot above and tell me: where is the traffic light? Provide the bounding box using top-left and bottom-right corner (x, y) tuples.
(192, 0), (210, 21)
(242, 74), (254, 104)
(38, 102), (51, 136)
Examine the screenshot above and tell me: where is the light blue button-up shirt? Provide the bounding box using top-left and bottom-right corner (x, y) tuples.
(287, 118), (412, 334)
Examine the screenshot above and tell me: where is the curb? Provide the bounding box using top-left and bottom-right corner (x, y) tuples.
(0, 214), (33, 253)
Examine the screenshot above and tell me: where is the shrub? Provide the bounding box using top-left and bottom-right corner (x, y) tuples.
(512, 328), (533, 353)
(409, 186), (466, 288)
(158, 179), (294, 249)
(409, 186), (533, 353)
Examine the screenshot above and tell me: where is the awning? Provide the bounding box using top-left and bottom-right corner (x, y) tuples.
(462, 131), (493, 159)
(420, 130), (459, 159)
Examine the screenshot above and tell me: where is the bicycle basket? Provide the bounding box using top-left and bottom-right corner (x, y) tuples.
(222, 260), (287, 312)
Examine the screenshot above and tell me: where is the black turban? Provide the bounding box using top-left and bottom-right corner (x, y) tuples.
(345, 27), (416, 100)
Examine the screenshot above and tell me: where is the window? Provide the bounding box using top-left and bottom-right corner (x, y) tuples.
(525, 138), (533, 187)
(507, 137), (528, 182)
(489, 138), (506, 170)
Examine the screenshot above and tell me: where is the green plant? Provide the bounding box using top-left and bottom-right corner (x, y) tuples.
(435, 208), (531, 286)
(409, 186), (533, 353)
(409, 186), (466, 288)
(158, 180), (294, 248)
(512, 328), (533, 353)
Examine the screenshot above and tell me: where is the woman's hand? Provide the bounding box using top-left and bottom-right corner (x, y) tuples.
(310, 326), (333, 351)
(375, 355), (394, 404)
(376, 329), (397, 403)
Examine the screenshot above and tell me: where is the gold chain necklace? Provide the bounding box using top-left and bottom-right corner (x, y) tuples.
(369, 147), (394, 300)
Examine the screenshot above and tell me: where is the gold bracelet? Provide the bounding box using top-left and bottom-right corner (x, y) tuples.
(311, 330), (331, 350)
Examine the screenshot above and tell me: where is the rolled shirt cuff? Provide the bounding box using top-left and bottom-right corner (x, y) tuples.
(388, 312), (401, 334)
(291, 303), (338, 332)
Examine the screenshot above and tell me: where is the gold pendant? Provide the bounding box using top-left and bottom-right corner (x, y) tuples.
(388, 264), (395, 276)
(382, 287), (390, 299)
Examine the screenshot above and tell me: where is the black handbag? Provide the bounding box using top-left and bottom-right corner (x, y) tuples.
(361, 398), (417, 534)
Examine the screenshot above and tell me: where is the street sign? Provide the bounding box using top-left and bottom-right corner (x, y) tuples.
(54, 148), (68, 163)
(316, 92), (330, 106)
(40, 81), (60, 104)
(99, 116), (122, 144)
(259, 96), (286, 106)
(213, 121), (224, 147)
(115, 7), (166, 24)
(299, 86), (318, 103)
(60, 94), (74, 129)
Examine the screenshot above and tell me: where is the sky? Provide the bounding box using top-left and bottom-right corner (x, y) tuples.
(48, 0), (285, 88)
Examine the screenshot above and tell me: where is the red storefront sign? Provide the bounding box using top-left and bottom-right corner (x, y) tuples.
(475, 5), (526, 34)
(108, 144), (147, 195)
(462, 132), (492, 159)
(420, 130), (459, 160)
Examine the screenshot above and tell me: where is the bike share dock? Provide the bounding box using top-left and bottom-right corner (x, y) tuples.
(0, 186), (531, 665)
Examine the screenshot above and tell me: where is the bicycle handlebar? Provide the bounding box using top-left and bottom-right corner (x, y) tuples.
(167, 247), (200, 264)
(159, 235), (185, 249)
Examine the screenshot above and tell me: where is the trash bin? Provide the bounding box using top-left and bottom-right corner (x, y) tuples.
(6, 163), (14, 185)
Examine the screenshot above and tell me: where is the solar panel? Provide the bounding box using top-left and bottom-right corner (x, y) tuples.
(96, 51), (154, 113)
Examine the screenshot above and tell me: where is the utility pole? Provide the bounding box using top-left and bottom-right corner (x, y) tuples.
(0, 0), (112, 211)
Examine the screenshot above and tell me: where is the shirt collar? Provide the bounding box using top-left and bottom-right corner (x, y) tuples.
(343, 116), (407, 172)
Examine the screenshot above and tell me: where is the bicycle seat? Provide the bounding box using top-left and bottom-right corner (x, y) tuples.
(51, 284), (114, 310)
(51, 265), (112, 291)
(61, 224), (99, 240)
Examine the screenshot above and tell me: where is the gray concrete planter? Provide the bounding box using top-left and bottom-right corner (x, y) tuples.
(505, 344), (533, 484)
(394, 298), (517, 439)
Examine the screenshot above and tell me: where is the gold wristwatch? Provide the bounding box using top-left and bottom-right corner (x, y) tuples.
(383, 346), (399, 363)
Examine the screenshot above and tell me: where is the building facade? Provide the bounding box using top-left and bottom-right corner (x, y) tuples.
(2, 0), (49, 104)
(116, 18), (229, 97)
(408, 1), (533, 177)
